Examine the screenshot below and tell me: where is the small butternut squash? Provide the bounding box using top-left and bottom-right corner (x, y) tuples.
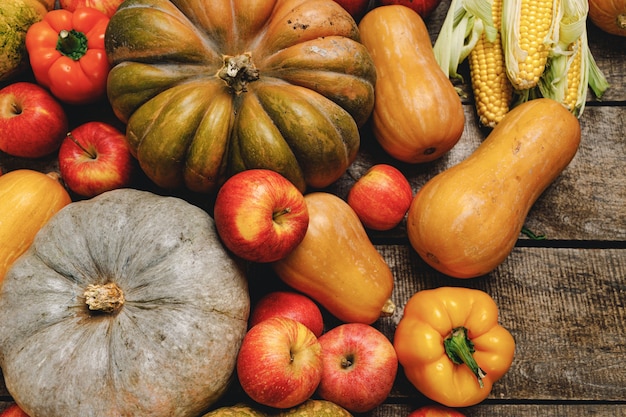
(407, 98), (581, 278)
(0, 169), (71, 284)
(358, 5), (465, 163)
(272, 192), (395, 324)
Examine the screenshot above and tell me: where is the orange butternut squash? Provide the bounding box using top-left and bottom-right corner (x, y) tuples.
(406, 98), (581, 278)
(0, 169), (71, 283)
(272, 192), (395, 324)
(358, 5), (465, 163)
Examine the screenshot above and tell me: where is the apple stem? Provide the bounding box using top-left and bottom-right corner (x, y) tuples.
(67, 132), (97, 159)
(273, 207), (291, 220)
(341, 355), (354, 369)
(443, 327), (487, 388)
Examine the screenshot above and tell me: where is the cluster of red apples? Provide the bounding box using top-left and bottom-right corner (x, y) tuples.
(237, 290), (398, 413)
(0, 82), (133, 198)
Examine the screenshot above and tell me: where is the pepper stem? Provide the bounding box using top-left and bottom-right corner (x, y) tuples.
(56, 29), (89, 61)
(443, 327), (487, 388)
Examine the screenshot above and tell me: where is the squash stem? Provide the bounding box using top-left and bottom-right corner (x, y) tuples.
(57, 29), (89, 61)
(84, 283), (125, 313)
(444, 327), (487, 388)
(218, 53), (260, 94)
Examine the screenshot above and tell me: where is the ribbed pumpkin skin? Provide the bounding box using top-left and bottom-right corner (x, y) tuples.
(0, 189), (250, 417)
(358, 5), (465, 163)
(0, 169), (71, 283)
(406, 98), (581, 278)
(105, 0), (376, 193)
(588, 0), (626, 37)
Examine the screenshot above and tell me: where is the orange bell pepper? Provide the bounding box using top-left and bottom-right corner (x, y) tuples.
(394, 287), (515, 407)
(25, 7), (110, 105)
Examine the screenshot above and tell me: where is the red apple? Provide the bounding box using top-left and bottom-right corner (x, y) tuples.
(59, 0), (125, 17)
(317, 323), (398, 413)
(333, 0), (372, 21)
(347, 164), (413, 231)
(213, 169), (309, 263)
(249, 291), (324, 337)
(0, 404), (30, 417)
(408, 405), (467, 417)
(0, 82), (68, 158)
(236, 316), (323, 409)
(377, 0), (443, 19)
(58, 121), (133, 198)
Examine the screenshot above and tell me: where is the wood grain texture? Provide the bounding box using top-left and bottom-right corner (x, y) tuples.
(374, 246), (626, 402)
(1, 0), (624, 416)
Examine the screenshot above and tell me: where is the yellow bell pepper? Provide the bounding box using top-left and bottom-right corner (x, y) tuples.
(393, 287), (515, 407)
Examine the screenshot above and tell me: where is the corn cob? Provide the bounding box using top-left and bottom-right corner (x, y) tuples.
(501, 0), (561, 90)
(433, 0), (489, 82)
(537, 0), (609, 116)
(468, 0), (513, 127)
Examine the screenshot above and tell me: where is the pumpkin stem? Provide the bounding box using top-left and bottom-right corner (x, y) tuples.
(443, 326), (487, 388)
(218, 53), (260, 94)
(84, 282), (125, 313)
(618, 13), (626, 30)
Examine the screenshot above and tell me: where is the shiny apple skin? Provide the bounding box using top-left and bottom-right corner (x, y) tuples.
(249, 291), (325, 337)
(317, 323), (398, 413)
(58, 121), (133, 198)
(347, 164), (413, 231)
(0, 82), (68, 158)
(236, 317), (323, 409)
(213, 169), (309, 263)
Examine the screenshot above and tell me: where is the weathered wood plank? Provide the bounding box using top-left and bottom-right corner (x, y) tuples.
(372, 245), (626, 402)
(3, 399), (624, 417)
(372, 403), (626, 417)
(326, 104), (626, 242)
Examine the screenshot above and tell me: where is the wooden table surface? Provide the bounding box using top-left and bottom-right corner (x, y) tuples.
(1, 1), (625, 416)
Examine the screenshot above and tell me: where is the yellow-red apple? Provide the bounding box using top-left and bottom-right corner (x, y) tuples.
(249, 291), (324, 337)
(58, 121), (133, 198)
(236, 317), (323, 409)
(347, 164), (413, 231)
(317, 323), (398, 413)
(213, 169), (309, 263)
(0, 82), (68, 158)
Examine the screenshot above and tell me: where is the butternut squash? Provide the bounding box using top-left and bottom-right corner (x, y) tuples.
(0, 169), (71, 284)
(406, 98), (581, 278)
(272, 192), (395, 324)
(358, 5), (465, 163)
